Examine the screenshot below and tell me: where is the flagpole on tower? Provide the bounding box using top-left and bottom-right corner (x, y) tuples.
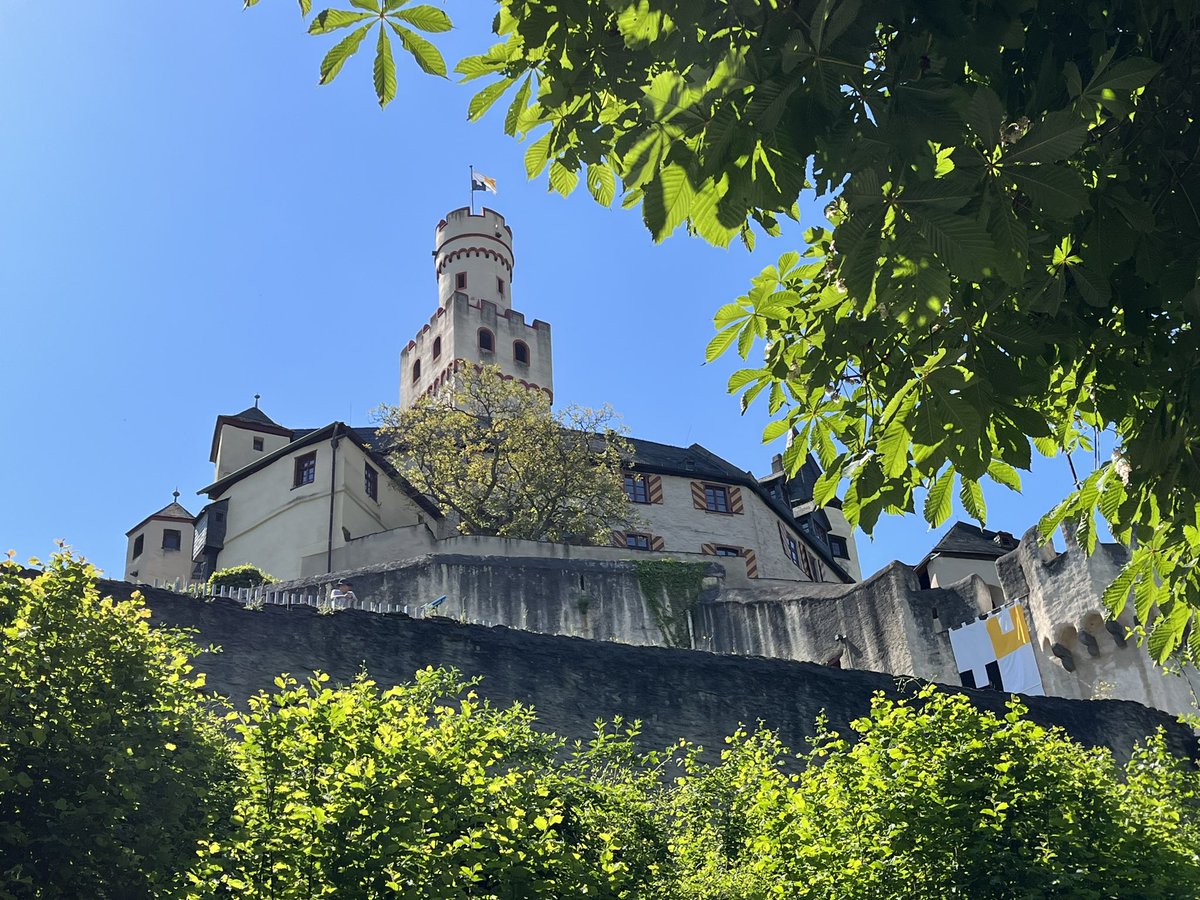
(469, 164), (474, 214)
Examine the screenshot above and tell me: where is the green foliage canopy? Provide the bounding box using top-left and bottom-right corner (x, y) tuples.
(376, 364), (633, 544)
(3, 552), (1200, 896)
(0, 552), (234, 899)
(187, 669), (667, 898)
(664, 686), (1200, 898)
(257, 0), (1200, 662)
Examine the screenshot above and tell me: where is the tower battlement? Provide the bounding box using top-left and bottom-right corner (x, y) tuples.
(401, 294), (554, 407)
(402, 208), (553, 409)
(434, 207), (515, 311)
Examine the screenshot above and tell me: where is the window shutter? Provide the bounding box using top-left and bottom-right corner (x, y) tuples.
(778, 522), (788, 553)
(700, 543), (716, 555)
(611, 530), (626, 548)
(650, 535), (665, 552)
(741, 548), (759, 578)
(799, 545), (815, 581)
(648, 474), (664, 504)
(729, 486), (744, 514)
(691, 481), (707, 509)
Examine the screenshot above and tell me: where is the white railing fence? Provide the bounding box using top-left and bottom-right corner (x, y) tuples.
(142, 577), (422, 616)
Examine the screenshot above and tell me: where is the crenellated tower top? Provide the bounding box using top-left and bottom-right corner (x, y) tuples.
(401, 206), (553, 409)
(434, 206), (514, 310)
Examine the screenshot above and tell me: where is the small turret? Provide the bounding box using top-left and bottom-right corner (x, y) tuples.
(124, 491), (196, 587)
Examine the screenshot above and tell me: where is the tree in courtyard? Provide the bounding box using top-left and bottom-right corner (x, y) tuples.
(375, 364), (633, 543)
(0, 551), (234, 899)
(254, 0), (1200, 662)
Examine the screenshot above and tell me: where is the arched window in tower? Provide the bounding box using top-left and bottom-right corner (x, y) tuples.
(412, 359), (422, 382)
(478, 328), (495, 353)
(432, 336), (442, 360)
(513, 340), (530, 365)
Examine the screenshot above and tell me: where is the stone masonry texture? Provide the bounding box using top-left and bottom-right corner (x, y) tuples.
(112, 581), (1198, 766)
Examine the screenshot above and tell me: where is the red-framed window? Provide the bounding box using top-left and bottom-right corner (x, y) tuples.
(513, 340), (530, 365)
(478, 328), (495, 352)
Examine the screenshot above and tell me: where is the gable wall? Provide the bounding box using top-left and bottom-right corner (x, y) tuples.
(213, 437), (428, 581)
(625, 473), (839, 582)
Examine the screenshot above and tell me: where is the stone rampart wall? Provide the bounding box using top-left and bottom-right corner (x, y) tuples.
(115, 582), (1197, 766)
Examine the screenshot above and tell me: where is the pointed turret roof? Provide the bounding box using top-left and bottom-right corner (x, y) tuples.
(125, 498), (196, 536)
(209, 401), (293, 463)
(226, 405), (281, 428)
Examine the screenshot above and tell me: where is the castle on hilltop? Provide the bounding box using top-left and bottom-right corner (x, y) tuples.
(123, 206), (859, 589)
(121, 207), (1200, 724)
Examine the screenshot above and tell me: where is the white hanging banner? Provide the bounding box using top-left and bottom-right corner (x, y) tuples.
(948, 604), (1044, 696)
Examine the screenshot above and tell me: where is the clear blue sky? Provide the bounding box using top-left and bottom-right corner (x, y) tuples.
(0, 2), (1085, 580)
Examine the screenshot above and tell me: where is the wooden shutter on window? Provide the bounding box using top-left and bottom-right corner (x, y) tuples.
(778, 522), (789, 554)
(700, 543), (716, 555)
(648, 474), (664, 504)
(691, 482), (707, 509)
(799, 545), (815, 581)
(729, 486), (744, 514)
(741, 548), (759, 578)
(611, 530), (626, 548)
(650, 535), (665, 552)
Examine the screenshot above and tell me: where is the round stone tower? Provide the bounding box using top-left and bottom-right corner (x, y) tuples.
(401, 206), (553, 409)
(434, 206), (514, 310)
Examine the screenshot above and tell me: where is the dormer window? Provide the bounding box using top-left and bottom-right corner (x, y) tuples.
(478, 328), (495, 353)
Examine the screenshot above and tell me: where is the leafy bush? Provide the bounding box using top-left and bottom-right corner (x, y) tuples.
(4, 551), (1199, 898)
(207, 564), (276, 591)
(187, 669), (664, 898)
(664, 687), (1200, 899)
(0, 551), (235, 899)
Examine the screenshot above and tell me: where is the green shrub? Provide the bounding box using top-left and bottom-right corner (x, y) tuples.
(0, 550), (235, 899)
(663, 686), (1200, 899)
(187, 669), (663, 898)
(207, 564), (276, 590)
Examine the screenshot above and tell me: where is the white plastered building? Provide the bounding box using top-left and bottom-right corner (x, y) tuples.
(121, 205), (859, 586)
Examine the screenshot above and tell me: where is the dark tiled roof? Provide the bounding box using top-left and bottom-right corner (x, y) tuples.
(228, 405), (281, 428)
(125, 500), (195, 536)
(920, 522), (1019, 566)
(152, 500), (195, 520)
(626, 437), (748, 482)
